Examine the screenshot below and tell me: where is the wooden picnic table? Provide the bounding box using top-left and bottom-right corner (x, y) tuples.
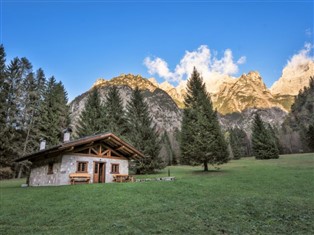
(113, 174), (134, 183)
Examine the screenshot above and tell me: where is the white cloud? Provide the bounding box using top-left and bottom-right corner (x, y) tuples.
(211, 49), (239, 75)
(305, 28), (312, 37)
(285, 43), (314, 71)
(143, 45), (246, 84)
(144, 57), (174, 79)
(237, 56), (246, 65)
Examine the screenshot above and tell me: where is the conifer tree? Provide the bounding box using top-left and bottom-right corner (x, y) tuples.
(126, 87), (162, 174)
(75, 88), (105, 138)
(38, 77), (70, 146)
(229, 127), (251, 158)
(54, 81), (71, 135)
(21, 69), (47, 154)
(103, 86), (127, 136)
(252, 113), (279, 159)
(0, 57), (26, 164)
(229, 128), (242, 159)
(181, 68), (228, 171)
(267, 124), (282, 154)
(0, 45), (7, 130)
(5, 58), (24, 129)
(0, 45), (12, 167)
(21, 71), (36, 154)
(306, 121), (314, 151)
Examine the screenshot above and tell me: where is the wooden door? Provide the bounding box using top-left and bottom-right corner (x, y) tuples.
(99, 163), (105, 183)
(93, 162), (99, 183)
(93, 162), (106, 183)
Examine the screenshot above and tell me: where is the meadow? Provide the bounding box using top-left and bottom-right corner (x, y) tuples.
(1, 153), (314, 235)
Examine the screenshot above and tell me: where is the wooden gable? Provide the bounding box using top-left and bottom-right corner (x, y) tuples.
(16, 133), (144, 162)
(72, 143), (124, 159)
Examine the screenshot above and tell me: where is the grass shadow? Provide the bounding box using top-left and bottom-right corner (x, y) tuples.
(191, 169), (228, 175)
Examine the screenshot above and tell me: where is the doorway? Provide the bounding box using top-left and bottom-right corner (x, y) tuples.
(93, 162), (106, 183)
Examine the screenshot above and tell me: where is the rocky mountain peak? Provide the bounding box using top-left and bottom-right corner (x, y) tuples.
(92, 73), (158, 92)
(94, 78), (107, 87)
(211, 71), (285, 114)
(239, 71), (264, 86)
(148, 77), (158, 87)
(247, 71), (262, 80)
(160, 81), (175, 91)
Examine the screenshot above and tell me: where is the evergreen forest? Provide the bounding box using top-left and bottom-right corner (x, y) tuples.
(0, 45), (69, 178)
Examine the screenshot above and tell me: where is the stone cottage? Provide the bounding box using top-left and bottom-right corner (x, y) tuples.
(16, 133), (144, 186)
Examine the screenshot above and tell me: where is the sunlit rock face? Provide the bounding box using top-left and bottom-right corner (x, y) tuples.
(210, 71), (287, 115)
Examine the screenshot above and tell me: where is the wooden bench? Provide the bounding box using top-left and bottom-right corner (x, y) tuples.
(69, 173), (91, 185)
(113, 174), (135, 183)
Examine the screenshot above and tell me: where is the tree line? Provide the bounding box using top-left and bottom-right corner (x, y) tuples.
(0, 45), (69, 178)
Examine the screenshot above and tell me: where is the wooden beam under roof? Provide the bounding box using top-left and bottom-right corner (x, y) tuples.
(116, 145), (125, 151)
(101, 143), (133, 159)
(65, 146), (74, 152)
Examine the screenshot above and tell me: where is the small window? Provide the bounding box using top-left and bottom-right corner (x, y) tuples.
(111, 164), (119, 174)
(77, 161), (88, 173)
(48, 163), (54, 174)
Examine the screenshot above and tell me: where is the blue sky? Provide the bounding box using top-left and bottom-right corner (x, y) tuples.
(1, 0), (313, 101)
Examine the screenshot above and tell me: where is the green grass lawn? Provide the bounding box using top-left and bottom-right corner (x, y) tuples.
(1, 153), (314, 235)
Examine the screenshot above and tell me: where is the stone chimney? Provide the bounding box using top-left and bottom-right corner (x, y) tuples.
(40, 139), (46, 150)
(63, 127), (72, 142)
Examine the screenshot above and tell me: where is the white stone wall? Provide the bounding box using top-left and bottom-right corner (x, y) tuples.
(29, 156), (62, 186)
(58, 154), (129, 185)
(29, 154), (129, 186)
(104, 157), (129, 183)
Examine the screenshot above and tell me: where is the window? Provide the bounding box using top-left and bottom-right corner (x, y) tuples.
(48, 163), (53, 174)
(77, 161), (88, 173)
(111, 164), (119, 174)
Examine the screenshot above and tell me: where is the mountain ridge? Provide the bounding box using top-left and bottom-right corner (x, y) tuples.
(146, 61), (313, 114)
(89, 61), (313, 115)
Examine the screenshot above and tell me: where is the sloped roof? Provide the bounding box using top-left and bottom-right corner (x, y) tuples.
(16, 133), (144, 162)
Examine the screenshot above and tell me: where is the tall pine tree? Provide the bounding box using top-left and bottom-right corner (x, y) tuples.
(38, 77), (70, 146)
(228, 128), (242, 159)
(103, 86), (127, 136)
(228, 127), (251, 159)
(26, 69), (47, 151)
(181, 68), (228, 171)
(126, 87), (162, 174)
(75, 88), (105, 138)
(0, 57), (27, 165)
(252, 113), (279, 159)
(306, 119), (314, 151)
(0, 44), (12, 167)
